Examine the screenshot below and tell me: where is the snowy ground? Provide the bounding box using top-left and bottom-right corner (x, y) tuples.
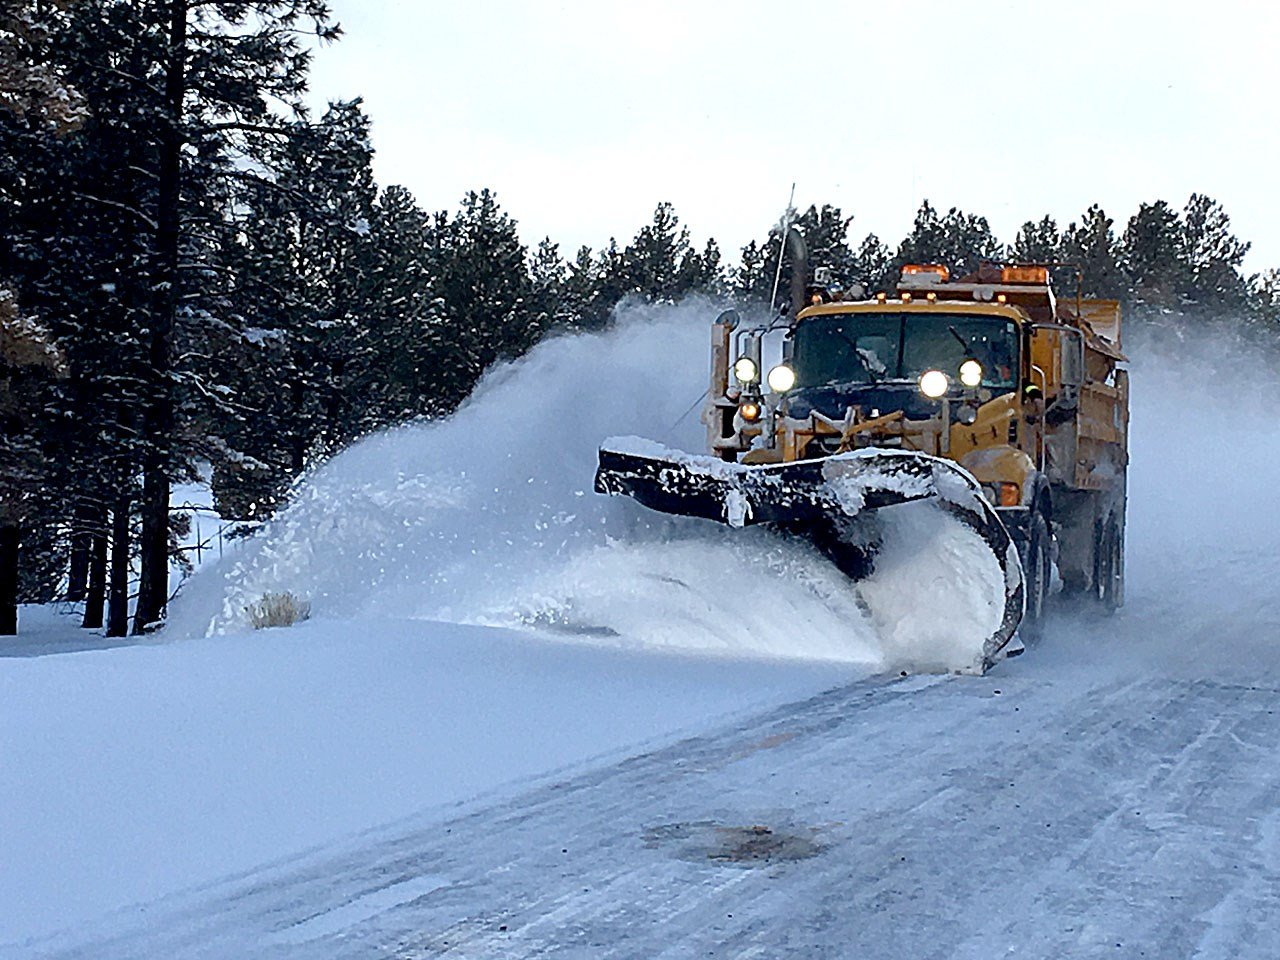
(0, 619), (860, 945)
(3, 311), (1279, 957)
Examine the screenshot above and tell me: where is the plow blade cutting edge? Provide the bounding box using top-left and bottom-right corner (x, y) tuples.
(595, 438), (1024, 670)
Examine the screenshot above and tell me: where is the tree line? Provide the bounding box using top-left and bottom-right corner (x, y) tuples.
(2, 0), (1277, 636)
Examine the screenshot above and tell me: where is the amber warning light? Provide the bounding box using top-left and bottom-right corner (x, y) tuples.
(1001, 266), (1050, 284)
(901, 263), (949, 282)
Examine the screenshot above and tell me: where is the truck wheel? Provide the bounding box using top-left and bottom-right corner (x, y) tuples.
(1096, 517), (1125, 613)
(1020, 511), (1051, 642)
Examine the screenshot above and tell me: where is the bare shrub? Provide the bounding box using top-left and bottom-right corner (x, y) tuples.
(245, 591), (311, 629)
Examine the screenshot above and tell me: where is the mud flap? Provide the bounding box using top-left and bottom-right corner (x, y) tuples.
(596, 438), (1024, 671)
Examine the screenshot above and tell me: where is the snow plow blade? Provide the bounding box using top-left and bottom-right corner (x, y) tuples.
(595, 438), (1024, 669)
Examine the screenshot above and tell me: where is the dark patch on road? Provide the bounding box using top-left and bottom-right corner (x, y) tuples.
(643, 821), (825, 866)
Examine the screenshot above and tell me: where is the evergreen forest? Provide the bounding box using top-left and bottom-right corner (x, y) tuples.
(2, 1), (1277, 635)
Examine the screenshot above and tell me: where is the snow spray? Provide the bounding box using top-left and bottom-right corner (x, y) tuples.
(169, 298), (1010, 671)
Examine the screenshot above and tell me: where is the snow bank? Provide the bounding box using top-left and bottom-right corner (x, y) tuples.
(0, 618), (858, 946)
(169, 299), (1008, 672)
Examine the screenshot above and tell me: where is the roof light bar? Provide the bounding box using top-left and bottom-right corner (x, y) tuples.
(1000, 266), (1049, 284)
(902, 263), (950, 281)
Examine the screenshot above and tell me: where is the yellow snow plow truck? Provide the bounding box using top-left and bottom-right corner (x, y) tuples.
(595, 258), (1129, 670)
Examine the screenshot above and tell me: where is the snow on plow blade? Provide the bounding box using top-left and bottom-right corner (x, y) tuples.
(595, 437), (1024, 670)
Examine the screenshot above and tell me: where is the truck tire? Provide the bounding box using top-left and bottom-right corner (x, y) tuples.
(1020, 510), (1051, 642)
(1052, 490), (1097, 599)
(1096, 516), (1125, 613)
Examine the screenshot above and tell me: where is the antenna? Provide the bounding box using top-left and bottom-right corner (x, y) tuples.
(767, 183), (796, 316)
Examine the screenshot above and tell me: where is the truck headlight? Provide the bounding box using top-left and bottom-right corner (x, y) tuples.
(919, 369), (948, 398)
(959, 359), (983, 387)
(733, 357), (758, 383)
(767, 363), (796, 393)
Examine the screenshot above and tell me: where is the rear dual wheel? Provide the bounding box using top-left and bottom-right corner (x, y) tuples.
(1095, 516), (1125, 612)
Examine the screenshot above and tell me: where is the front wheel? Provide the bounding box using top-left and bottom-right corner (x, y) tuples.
(1020, 510), (1052, 643)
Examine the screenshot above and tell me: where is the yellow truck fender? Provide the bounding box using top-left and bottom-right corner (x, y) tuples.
(958, 446), (1039, 508)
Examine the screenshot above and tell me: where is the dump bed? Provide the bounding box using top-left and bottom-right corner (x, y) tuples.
(1047, 298), (1129, 493)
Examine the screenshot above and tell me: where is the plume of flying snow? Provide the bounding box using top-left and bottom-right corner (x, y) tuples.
(169, 299), (1012, 672)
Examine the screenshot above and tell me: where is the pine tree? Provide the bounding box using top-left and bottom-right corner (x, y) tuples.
(562, 244), (603, 330)
(623, 202), (690, 299)
(734, 238), (769, 302)
(585, 239), (632, 330)
(938, 206), (1005, 275)
(797, 205), (857, 279)
(1120, 200), (1189, 309)
(216, 97), (378, 518)
(432, 189), (536, 404)
(1060, 204), (1125, 299)
(890, 201), (1004, 281)
(0, 0), (87, 133)
(1178, 194), (1250, 313)
(851, 233), (893, 293)
(0, 294), (66, 633)
(528, 238), (568, 334)
(675, 238), (724, 297)
(736, 204), (857, 309)
(892, 200), (947, 271)
(1010, 216), (1062, 263)
(349, 183), (447, 429)
(0, 2), (113, 633)
(1248, 270), (1280, 336)
(3, 0), (343, 629)
(77, 0), (343, 631)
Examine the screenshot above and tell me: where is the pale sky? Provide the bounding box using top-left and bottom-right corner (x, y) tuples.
(307, 1), (1280, 273)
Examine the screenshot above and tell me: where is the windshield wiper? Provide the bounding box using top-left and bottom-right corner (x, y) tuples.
(949, 325), (976, 358)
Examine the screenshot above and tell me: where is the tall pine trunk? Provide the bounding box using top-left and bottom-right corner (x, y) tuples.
(0, 524), (17, 636)
(106, 499), (130, 638)
(66, 500), (93, 603)
(134, 0), (187, 634)
(82, 514), (107, 630)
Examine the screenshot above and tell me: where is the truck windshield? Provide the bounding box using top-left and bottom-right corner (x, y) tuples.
(791, 312), (1020, 390)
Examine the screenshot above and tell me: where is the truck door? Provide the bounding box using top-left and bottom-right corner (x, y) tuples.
(1031, 324), (1085, 484)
